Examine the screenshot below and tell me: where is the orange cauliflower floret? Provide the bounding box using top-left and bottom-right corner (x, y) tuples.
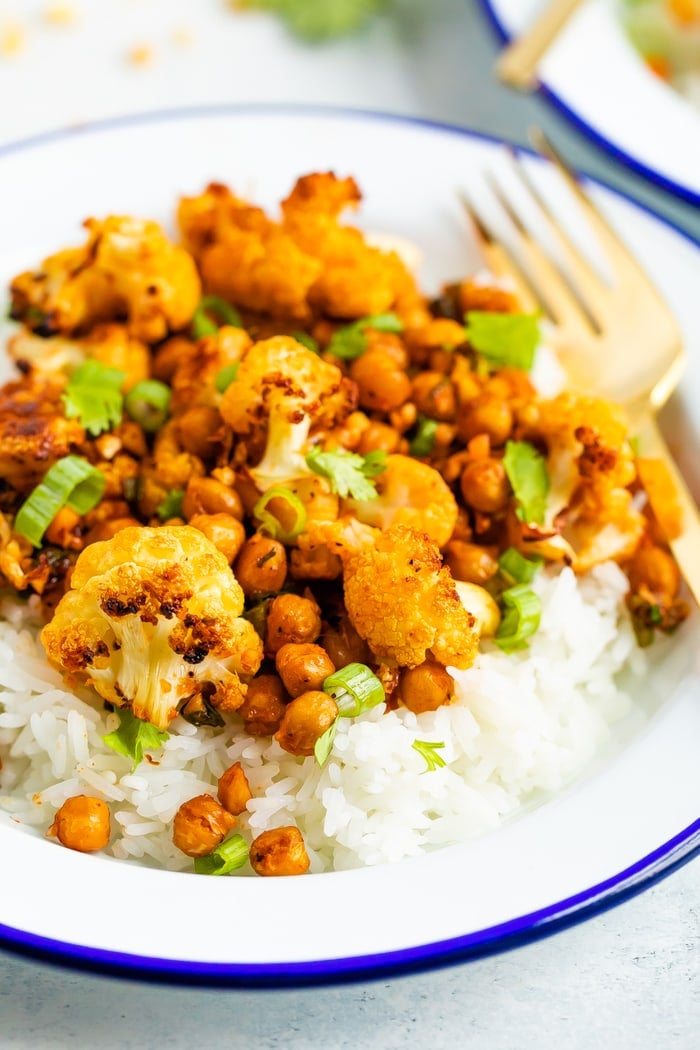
(521, 394), (644, 572)
(342, 525), (478, 669)
(219, 336), (353, 491)
(0, 378), (86, 492)
(8, 323), (150, 392)
(344, 454), (458, 548)
(10, 216), (201, 342)
(41, 526), (263, 729)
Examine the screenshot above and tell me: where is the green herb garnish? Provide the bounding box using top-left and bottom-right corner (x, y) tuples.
(409, 415), (439, 458)
(103, 708), (170, 771)
(305, 446), (386, 500)
(61, 360), (125, 437)
(156, 489), (185, 521)
(326, 312), (403, 361)
(194, 834), (249, 876)
(191, 296), (242, 339)
(497, 547), (544, 586)
(412, 739), (447, 772)
(314, 719), (339, 767)
(124, 379), (172, 434)
(465, 311), (540, 371)
(503, 440), (550, 525)
(14, 456), (106, 547)
(214, 363), (240, 394)
(323, 663), (385, 717)
(495, 584), (542, 653)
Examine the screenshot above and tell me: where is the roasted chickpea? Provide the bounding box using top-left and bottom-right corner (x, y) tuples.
(217, 762), (253, 816)
(172, 794), (237, 858)
(460, 459), (510, 513)
(84, 517), (142, 545)
(182, 476), (243, 521)
(275, 691), (338, 756)
(627, 545), (681, 599)
(350, 351), (412, 414)
(411, 371), (456, 422)
(151, 336), (193, 382)
(356, 421), (402, 456)
(457, 394), (514, 447)
(234, 534), (287, 599)
(189, 512), (246, 564)
(322, 616), (371, 669)
(398, 662), (454, 714)
(276, 643), (335, 698)
(444, 540), (499, 584)
(48, 795), (111, 853)
(265, 593), (322, 655)
(238, 674), (288, 736)
(249, 826), (310, 877)
(175, 405), (223, 460)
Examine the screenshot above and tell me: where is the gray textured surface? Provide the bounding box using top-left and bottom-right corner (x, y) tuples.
(0, 2), (698, 1045)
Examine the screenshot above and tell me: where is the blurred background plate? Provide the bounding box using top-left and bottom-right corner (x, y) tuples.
(481, 0), (700, 205)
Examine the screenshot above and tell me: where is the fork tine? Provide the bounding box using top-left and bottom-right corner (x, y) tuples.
(459, 188), (543, 314)
(486, 169), (602, 334)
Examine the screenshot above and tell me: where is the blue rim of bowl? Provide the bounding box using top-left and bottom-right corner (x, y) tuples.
(0, 103), (698, 986)
(478, 0), (700, 209)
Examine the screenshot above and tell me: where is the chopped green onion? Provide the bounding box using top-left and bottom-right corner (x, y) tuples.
(124, 379), (172, 433)
(292, 331), (319, 354)
(323, 663), (385, 717)
(243, 597), (273, 640)
(326, 312), (404, 361)
(194, 834), (249, 876)
(465, 311), (540, 371)
(314, 719), (338, 767)
(409, 415), (439, 458)
(215, 363), (239, 394)
(412, 739), (447, 772)
(497, 547), (544, 586)
(61, 360), (125, 437)
(503, 440), (550, 525)
(495, 583), (542, 653)
(191, 296), (242, 339)
(102, 707), (169, 772)
(253, 487), (307, 543)
(306, 446), (386, 500)
(14, 456), (105, 547)
(156, 489), (184, 521)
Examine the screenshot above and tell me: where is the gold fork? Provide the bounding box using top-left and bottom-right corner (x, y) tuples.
(461, 129), (700, 606)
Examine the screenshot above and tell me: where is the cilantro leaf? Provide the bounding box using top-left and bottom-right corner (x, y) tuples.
(305, 446), (387, 500)
(61, 360), (125, 437)
(327, 312), (403, 360)
(465, 311), (540, 371)
(244, 0), (390, 42)
(103, 708), (169, 771)
(503, 440), (550, 525)
(292, 331), (320, 354)
(412, 739), (447, 772)
(156, 489), (185, 521)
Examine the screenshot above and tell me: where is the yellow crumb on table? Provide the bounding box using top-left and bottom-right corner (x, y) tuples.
(127, 43), (155, 67)
(171, 26), (194, 47)
(43, 3), (79, 26)
(0, 21), (26, 57)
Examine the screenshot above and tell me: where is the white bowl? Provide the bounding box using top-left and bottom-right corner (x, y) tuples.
(482, 0), (700, 205)
(0, 106), (698, 984)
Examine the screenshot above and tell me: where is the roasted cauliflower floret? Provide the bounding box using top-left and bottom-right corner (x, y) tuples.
(344, 454), (458, 548)
(342, 525), (478, 669)
(41, 526), (264, 730)
(10, 216), (201, 342)
(0, 378), (86, 491)
(219, 336), (353, 491)
(169, 325), (252, 414)
(8, 323), (150, 391)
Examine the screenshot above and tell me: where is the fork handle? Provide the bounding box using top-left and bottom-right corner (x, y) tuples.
(495, 0), (586, 91)
(635, 413), (700, 608)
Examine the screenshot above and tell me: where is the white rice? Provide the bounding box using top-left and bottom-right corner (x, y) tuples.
(0, 562), (645, 873)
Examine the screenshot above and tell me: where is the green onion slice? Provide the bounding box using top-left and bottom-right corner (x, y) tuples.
(192, 296), (242, 339)
(214, 363), (239, 394)
(156, 489), (185, 521)
(412, 739), (447, 772)
(194, 834), (249, 876)
(327, 312), (404, 360)
(495, 583), (542, 653)
(14, 456), (105, 547)
(409, 415), (439, 458)
(497, 547), (544, 586)
(124, 379), (172, 434)
(314, 719), (338, 767)
(322, 663), (385, 717)
(253, 487), (307, 543)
